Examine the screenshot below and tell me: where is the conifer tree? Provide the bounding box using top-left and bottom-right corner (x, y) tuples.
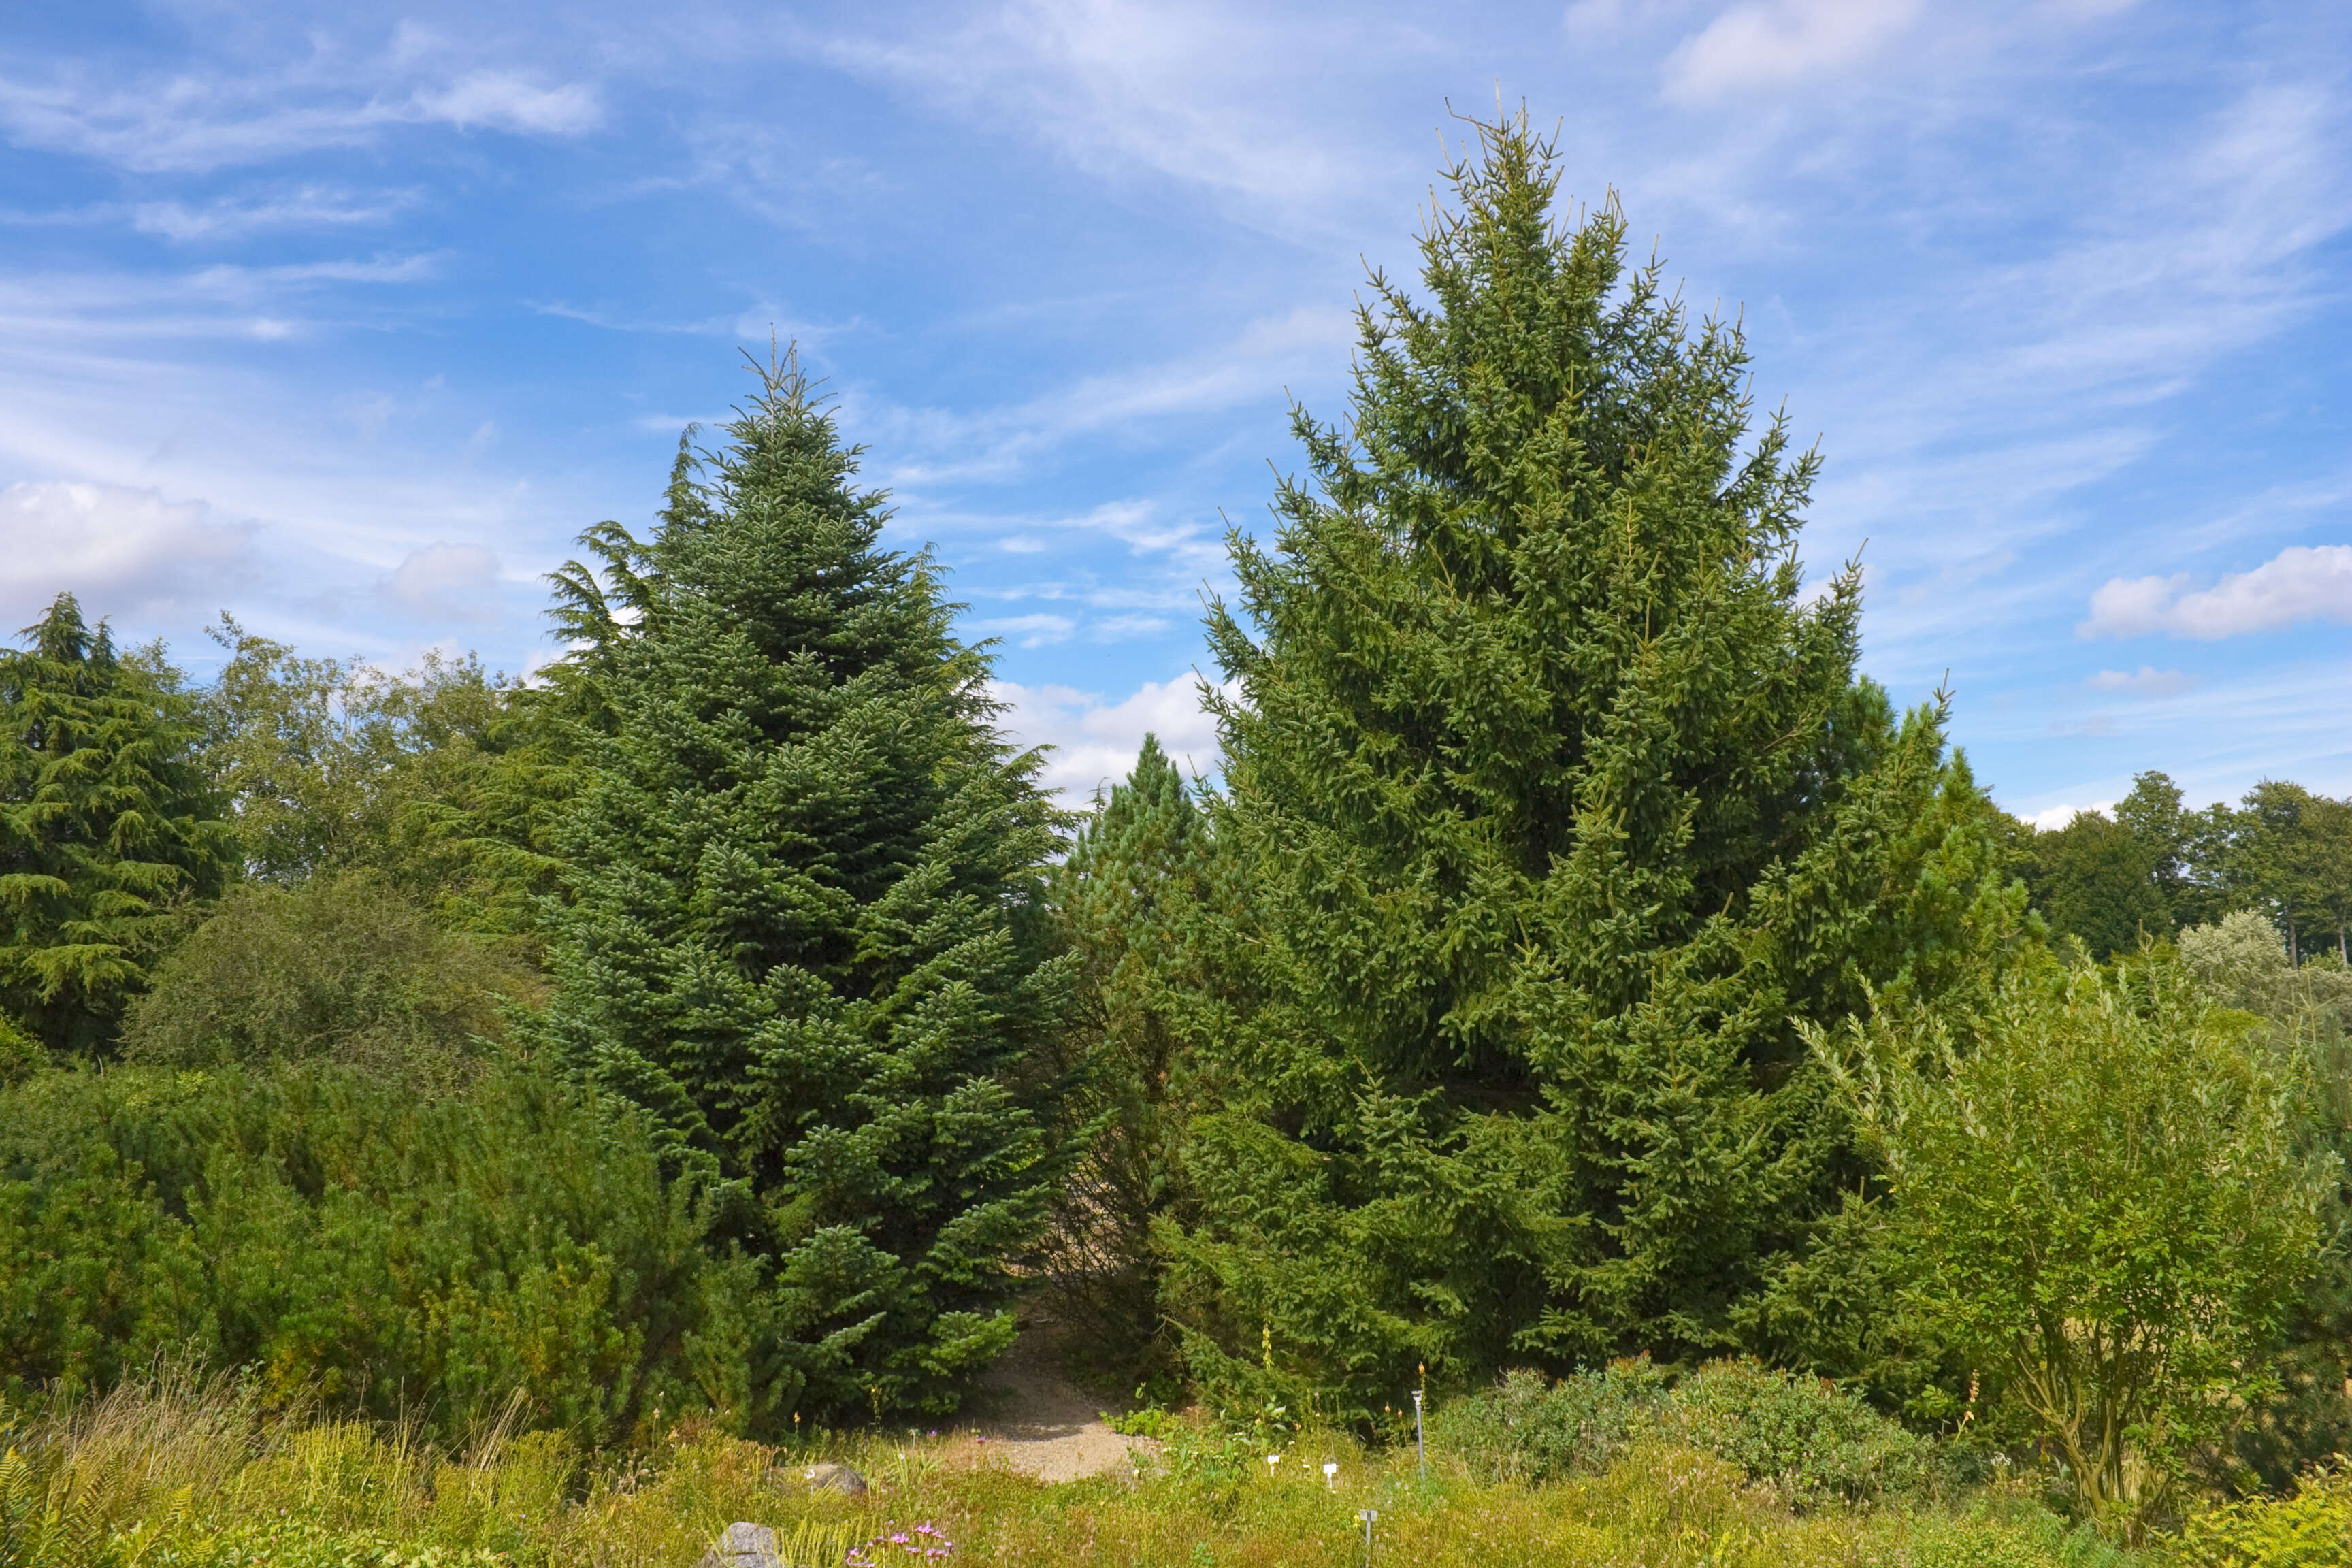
(0, 594), (231, 1054)
(539, 357), (1071, 1423)
(1159, 114), (2029, 1411)
(1044, 735), (1213, 1379)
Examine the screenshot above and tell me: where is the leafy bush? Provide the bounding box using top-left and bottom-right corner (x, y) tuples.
(1433, 1359), (1933, 1507)
(1822, 953), (2328, 1533)
(1907, 1505), (2139, 1568)
(1428, 1360), (1669, 1484)
(0, 1013), (44, 1087)
(2174, 1463), (2352, 1567)
(0, 1062), (750, 1444)
(1656, 1359), (1937, 1507)
(120, 874), (542, 1077)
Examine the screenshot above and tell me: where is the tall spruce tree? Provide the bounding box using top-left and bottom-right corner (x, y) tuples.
(540, 357), (1071, 1423)
(1158, 114), (2029, 1412)
(1043, 735), (1215, 1381)
(0, 594), (231, 1055)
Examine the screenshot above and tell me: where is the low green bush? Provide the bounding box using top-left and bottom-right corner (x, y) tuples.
(2174, 1463), (2352, 1567)
(0, 1061), (755, 1445)
(1432, 1358), (1937, 1507)
(1427, 1359), (1669, 1484)
(120, 874), (542, 1077)
(1657, 1358), (1940, 1507)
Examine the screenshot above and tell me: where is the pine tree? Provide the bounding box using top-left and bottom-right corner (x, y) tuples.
(1043, 734), (1213, 1382)
(0, 594), (231, 1054)
(1158, 114), (2029, 1412)
(539, 357), (1072, 1423)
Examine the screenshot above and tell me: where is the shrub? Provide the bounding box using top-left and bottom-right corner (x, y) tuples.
(1433, 1358), (1934, 1507)
(1429, 1360), (1669, 1484)
(1821, 953), (2328, 1532)
(2174, 1463), (2352, 1567)
(1657, 1359), (1936, 1507)
(120, 874), (542, 1077)
(0, 1062), (749, 1444)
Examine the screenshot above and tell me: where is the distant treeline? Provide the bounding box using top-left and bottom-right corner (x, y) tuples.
(4, 114), (2348, 1537)
(2024, 774), (2352, 964)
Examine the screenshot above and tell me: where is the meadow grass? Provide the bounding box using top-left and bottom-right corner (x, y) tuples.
(3, 1373), (2317, 1568)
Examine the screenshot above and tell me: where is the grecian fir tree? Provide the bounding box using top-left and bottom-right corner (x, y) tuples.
(1043, 734), (1215, 1382)
(0, 594), (231, 1055)
(1158, 114), (2031, 1413)
(538, 356), (1072, 1424)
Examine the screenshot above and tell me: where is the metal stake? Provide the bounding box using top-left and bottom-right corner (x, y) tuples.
(1356, 1507), (1378, 1565)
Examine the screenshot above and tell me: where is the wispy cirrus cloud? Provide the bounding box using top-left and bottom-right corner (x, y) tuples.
(1664, 0), (1925, 102)
(2088, 666), (2195, 696)
(0, 56), (601, 174)
(847, 304), (1350, 487)
(130, 186), (422, 242)
(0, 254), (442, 345)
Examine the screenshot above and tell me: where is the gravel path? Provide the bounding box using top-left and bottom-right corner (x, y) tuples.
(956, 1316), (1159, 1484)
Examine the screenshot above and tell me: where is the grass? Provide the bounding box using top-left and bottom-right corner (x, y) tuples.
(0, 1371), (2285, 1568)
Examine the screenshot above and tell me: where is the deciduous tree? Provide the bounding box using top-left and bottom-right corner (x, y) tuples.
(1822, 955), (2328, 1535)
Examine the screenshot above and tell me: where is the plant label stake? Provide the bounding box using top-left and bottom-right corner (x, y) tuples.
(1411, 1379), (1425, 1480)
(1356, 1507), (1378, 1565)
(1322, 1460), (1338, 1490)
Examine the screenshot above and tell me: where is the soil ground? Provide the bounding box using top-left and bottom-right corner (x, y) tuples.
(953, 1312), (1160, 1483)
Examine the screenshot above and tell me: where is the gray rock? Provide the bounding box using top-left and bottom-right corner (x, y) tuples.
(802, 1460), (867, 1496)
(697, 1522), (782, 1568)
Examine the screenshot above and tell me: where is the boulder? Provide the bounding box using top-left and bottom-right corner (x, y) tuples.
(802, 1461), (867, 1496)
(697, 1522), (783, 1568)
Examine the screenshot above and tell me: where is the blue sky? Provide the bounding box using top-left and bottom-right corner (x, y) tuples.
(3, 0), (2348, 819)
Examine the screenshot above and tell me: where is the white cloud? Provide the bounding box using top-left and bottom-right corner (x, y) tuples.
(412, 71), (601, 135)
(0, 59), (600, 175)
(129, 187), (418, 242)
(821, 0), (1405, 233)
(384, 542), (504, 622)
(2080, 544), (2352, 640)
(990, 672), (1225, 803)
(858, 306), (1351, 487)
(973, 612), (1075, 647)
(1665, 0), (1923, 102)
(2028, 800), (2117, 832)
(2087, 665), (2193, 696)
(0, 479), (257, 631)
(1091, 613), (1172, 641)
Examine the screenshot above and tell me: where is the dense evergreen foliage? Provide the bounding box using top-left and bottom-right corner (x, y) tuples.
(1152, 114), (2027, 1415)
(0, 1060), (741, 1443)
(1040, 735), (1215, 1386)
(535, 358), (1073, 1424)
(0, 595), (231, 1057)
